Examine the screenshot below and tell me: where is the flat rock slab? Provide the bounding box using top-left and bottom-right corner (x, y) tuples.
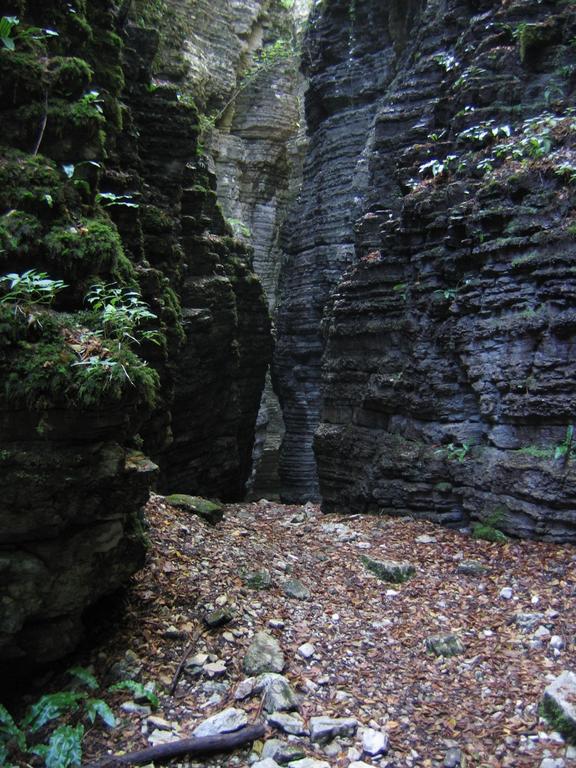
(542, 670), (576, 743)
(309, 715), (358, 744)
(360, 555), (415, 583)
(283, 579), (311, 600)
(192, 707), (247, 737)
(267, 711), (308, 735)
(244, 632), (285, 675)
(457, 560), (489, 576)
(426, 633), (465, 657)
(165, 494), (223, 525)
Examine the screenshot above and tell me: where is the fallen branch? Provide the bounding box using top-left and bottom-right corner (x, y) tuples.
(84, 723), (266, 767)
(169, 624), (204, 696)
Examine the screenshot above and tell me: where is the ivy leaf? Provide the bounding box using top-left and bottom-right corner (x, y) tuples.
(68, 666), (99, 690)
(45, 724), (83, 768)
(85, 699), (116, 728)
(108, 680), (158, 709)
(0, 703), (26, 751)
(21, 692), (85, 733)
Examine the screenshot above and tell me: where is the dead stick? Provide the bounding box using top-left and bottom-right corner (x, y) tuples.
(84, 723), (265, 767)
(169, 626), (203, 696)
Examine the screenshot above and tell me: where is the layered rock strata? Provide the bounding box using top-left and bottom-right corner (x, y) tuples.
(0, 0), (271, 661)
(315, 0), (576, 541)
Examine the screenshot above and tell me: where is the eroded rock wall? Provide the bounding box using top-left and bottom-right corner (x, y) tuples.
(0, 0), (271, 661)
(315, 0), (576, 541)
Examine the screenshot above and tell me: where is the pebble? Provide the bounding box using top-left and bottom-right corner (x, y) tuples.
(148, 729), (180, 745)
(349, 763), (373, 768)
(262, 676), (300, 713)
(535, 626), (551, 639)
(192, 707), (248, 737)
(120, 701), (151, 716)
(204, 659), (227, 678)
(287, 759), (330, 768)
(550, 635), (565, 650)
(361, 727), (389, 756)
(253, 761), (281, 768)
(415, 534), (437, 544)
(234, 677), (256, 700)
(262, 738), (306, 764)
(500, 587), (513, 599)
(298, 643), (315, 659)
(444, 746), (463, 767)
(269, 618), (285, 629)
(540, 759), (565, 768)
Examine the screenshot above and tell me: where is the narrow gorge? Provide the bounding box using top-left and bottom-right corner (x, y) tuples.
(1, 0), (576, 765)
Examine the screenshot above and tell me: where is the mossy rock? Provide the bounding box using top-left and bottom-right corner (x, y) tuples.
(426, 633), (465, 658)
(165, 494), (223, 524)
(0, 210), (42, 263)
(48, 56), (93, 99)
(360, 555), (416, 583)
(0, 148), (64, 215)
(43, 218), (134, 281)
(0, 51), (46, 108)
(542, 671), (576, 744)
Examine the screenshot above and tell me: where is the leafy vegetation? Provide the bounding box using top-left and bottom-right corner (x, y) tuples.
(0, 668), (157, 768)
(472, 510), (509, 543)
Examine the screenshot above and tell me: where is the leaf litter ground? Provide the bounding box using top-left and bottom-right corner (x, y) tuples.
(73, 497), (576, 767)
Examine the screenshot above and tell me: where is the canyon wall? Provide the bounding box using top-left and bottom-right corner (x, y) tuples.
(0, 0), (271, 661)
(311, 0), (576, 541)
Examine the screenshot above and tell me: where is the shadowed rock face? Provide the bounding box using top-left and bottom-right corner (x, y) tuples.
(314, 0), (576, 541)
(275, 0), (417, 502)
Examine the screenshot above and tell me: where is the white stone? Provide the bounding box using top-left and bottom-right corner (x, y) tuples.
(147, 729), (180, 746)
(550, 635), (565, 650)
(540, 759), (565, 768)
(535, 626), (551, 639)
(348, 763), (373, 768)
(361, 727), (389, 756)
(204, 659), (227, 677)
(298, 643), (316, 659)
(415, 534), (437, 544)
(193, 707), (248, 737)
(252, 761), (281, 768)
(288, 760), (331, 768)
(268, 618), (285, 629)
(500, 587), (513, 599)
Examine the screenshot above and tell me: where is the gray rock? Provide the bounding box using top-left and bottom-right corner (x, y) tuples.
(244, 570), (273, 590)
(120, 701), (151, 716)
(309, 716), (358, 744)
(262, 676), (300, 713)
(283, 579), (311, 600)
(361, 727), (389, 756)
(192, 707), (248, 737)
(500, 587), (513, 600)
(457, 560), (488, 576)
(444, 746), (463, 767)
(415, 534), (437, 544)
(267, 711), (308, 735)
(514, 613), (545, 632)
(262, 738), (306, 764)
(542, 671), (576, 743)
(540, 759), (565, 768)
(550, 635), (565, 650)
(235, 677), (256, 700)
(244, 632), (285, 675)
(297, 643), (315, 659)
(253, 760), (281, 768)
(204, 607), (234, 628)
(360, 556), (415, 583)
(426, 634), (465, 657)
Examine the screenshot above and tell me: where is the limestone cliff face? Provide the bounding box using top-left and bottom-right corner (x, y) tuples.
(313, 0), (576, 541)
(0, 0), (271, 661)
(275, 0), (406, 502)
(152, 0), (312, 498)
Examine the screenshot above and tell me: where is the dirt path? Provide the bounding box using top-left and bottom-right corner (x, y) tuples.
(79, 496), (576, 767)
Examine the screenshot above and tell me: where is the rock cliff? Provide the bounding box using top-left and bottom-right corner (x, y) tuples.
(311, 0), (576, 541)
(0, 0), (271, 661)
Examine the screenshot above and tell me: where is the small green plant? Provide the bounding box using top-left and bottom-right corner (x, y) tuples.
(0, 15), (18, 49)
(85, 283), (161, 349)
(226, 217), (251, 238)
(433, 52), (459, 72)
(0, 667), (117, 768)
(107, 680), (159, 708)
(436, 442), (471, 462)
(554, 424), (574, 461)
(472, 510), (508, 543)
(0, 270), (67, 312)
